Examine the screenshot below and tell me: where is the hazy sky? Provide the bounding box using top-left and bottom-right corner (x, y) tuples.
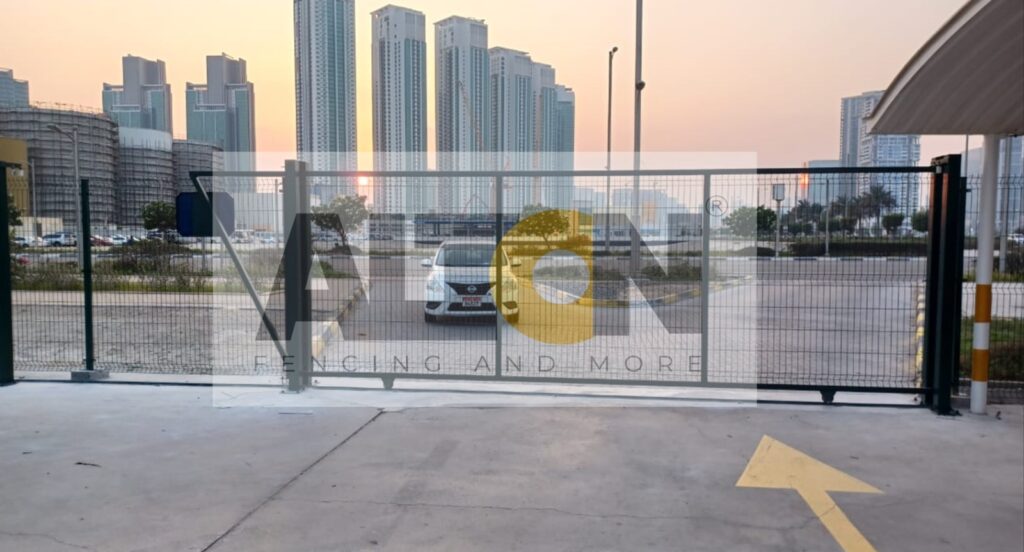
(2, 0), (970, 167)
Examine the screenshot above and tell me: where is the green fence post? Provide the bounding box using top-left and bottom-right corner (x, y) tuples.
(71, 178), (105, 382)
(0, 165), (15, 385)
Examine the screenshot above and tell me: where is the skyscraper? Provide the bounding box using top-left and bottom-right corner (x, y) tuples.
(0, 68), (29, 108)
(294, 0), (357, 198)
(102, 55), (173, 133)
(185, 54), (256, 171)
(371, 5), (429, 214)
(435, 16), (490, 214)
(550, 85), (576, 209)
(489, 47), (535, 212)
(840, 90), (921, 216)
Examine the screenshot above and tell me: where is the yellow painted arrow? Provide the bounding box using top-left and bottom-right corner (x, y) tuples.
(737, 436), (882, 552)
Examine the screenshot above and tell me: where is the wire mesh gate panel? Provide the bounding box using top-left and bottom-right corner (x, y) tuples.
(194, 166), (937, 396)
(8, 164), (949, 398)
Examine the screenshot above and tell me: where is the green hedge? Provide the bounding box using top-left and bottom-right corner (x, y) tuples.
(789, 239), (927, 257)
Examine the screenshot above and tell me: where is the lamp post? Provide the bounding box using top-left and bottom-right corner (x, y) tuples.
(48, 124), (83, 266)
(630, 0), (645, 276)
(772, 184), (785, 257)
(605, 46), (618, 255)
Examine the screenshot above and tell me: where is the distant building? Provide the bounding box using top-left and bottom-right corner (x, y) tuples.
(102, 55), (173, 133)
(172, 139), (223, 194)
(116, 128), (174, 229)
(371, 5), (429, 214)
(799, 160), (841, 206)
(294, 0), (358, 199)
(185, 54), (256, 172)
(489, 47), (534, 213)
(0, 106), (118, 229)
(0, 69), (29, 108)
(549, 85), (576, 209)
(962, 136), (1024, 235)
(840, 90), (921, 216)
(435, 16), (491, 214)
(0, 137), (30, 217)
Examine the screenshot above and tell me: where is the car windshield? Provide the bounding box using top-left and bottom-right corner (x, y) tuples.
(436, 244), (506, 267)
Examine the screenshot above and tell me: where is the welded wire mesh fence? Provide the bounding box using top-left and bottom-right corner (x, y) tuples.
(9, 167), (1007, 401)
(959, 176), (1024, 404)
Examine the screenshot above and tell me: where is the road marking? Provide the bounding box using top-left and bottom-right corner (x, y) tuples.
(737, 435), (882, 552)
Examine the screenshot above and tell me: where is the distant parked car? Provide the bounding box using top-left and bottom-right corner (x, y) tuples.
(1009, 234), (1024, 245)
(42, 232), (77, 247)
(91, 235), (114, 246)
(109, 235), (129, 246)
(13, 236), (31, 248)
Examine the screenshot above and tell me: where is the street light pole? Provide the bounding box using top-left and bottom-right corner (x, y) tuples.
(49, 125), (83, 266)
(605, 46), (618, 255)
(630, 0), (645, 276)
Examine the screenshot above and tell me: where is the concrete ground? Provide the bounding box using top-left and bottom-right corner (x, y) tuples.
(0, 382), (1021, 552)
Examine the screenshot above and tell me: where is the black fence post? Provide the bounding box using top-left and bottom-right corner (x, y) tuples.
(924, 155), (963, 414)
(81, 179), (95, 372)
(0, 166), (14, 385)
(71, 179), (104, 381)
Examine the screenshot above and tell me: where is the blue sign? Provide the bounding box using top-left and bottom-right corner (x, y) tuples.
(176, 192), (235, 237)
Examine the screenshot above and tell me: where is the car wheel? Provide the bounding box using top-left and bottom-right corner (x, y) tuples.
(424, 313), (437, 324)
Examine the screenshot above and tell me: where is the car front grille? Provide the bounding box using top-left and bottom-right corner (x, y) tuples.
(446, 282), (494, 296)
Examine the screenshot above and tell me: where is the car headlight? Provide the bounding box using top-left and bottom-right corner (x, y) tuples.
(426, 273), (445, 292)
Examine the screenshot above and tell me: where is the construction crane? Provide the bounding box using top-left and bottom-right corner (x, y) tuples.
(456, 80), (491, 214)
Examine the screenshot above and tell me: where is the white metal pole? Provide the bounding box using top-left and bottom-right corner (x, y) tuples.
(72, 129), (84, 268)
(606, 46), (617, 254)
(971, 134), (1000, 414)
(999, 137), (1010, 273)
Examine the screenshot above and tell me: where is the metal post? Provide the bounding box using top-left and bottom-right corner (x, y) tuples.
(494, 176), (503, 378)
(605, 46), (617, 255)
(0, 167), (14, 385)
(971, 137), (1000, 414)
(80, 179), (95, 372)
(774, 199), (782, 258)
(824, 178), (831, 257)
(29, 159), (39, 239)
(998, 137), (1010, 273)
(700, 173), (710, 383)
(923, 155), (963, 415)
(629, 0), (644, 276)
(283, 160), (312, 392)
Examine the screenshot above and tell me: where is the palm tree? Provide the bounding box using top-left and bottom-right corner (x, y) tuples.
(858, 185), (897, 235)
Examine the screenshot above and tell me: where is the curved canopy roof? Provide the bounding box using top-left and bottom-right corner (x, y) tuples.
(868, 0), (1023, 135)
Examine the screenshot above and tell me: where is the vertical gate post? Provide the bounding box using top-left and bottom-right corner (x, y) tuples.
(494, 176), (503, 379)
(283, 160), (312, 392)
(700, 173), (710, 383)
(71, 179), (105, 382)
(0, 165), (14, 385)
(923, 155), (963, 414)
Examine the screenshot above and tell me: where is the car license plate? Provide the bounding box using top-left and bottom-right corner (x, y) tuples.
(462, 296), (483, 306)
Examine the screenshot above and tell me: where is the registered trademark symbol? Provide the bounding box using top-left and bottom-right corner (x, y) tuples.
(705, 195), (729, 217)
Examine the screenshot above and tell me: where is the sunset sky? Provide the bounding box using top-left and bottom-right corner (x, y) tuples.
(2, 0), (971, 168)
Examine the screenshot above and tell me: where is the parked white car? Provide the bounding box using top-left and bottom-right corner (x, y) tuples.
(42, 232), (77, 247)
(421, 240), (520, 324)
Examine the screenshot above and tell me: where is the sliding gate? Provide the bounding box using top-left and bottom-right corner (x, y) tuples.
(184, 156), (963, 410)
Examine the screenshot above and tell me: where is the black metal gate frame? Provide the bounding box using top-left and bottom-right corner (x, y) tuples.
(188, 159), (962, 410)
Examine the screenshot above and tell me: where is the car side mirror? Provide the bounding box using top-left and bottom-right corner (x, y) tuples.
(420, 258), (433, 267)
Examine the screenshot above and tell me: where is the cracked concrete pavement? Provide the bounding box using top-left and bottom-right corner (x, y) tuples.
(0, 383), (1021, 551)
